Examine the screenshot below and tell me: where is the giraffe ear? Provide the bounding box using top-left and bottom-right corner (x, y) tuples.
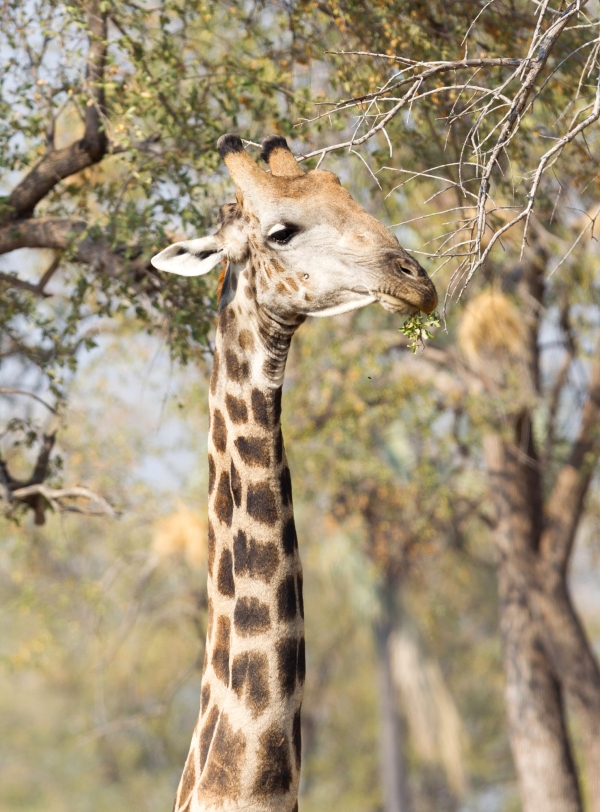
(151, 236), (225, 277)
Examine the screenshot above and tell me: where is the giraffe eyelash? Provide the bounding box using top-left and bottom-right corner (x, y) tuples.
(267, 223), (299, 245)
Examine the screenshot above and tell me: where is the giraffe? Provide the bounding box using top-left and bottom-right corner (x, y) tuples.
(151, 134), (438, 812)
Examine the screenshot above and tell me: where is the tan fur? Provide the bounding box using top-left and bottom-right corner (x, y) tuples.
(267, 146), (305, 178)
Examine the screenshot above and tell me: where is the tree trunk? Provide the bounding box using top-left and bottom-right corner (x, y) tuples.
(485, 432), (583, 812)
(533, 573), (600, 812)
(497, 554), (583, 812)
(374, 585), (411, 812)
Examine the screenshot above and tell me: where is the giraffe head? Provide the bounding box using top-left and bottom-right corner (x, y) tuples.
(152, 134), (437, 318)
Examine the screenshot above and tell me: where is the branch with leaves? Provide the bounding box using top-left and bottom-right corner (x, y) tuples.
(0, 0), (324, 523)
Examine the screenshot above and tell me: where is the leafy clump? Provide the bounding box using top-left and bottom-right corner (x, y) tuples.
(400, 311), (441, 353)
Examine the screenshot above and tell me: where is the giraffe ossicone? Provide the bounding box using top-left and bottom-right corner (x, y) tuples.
(152, 134), (437, 812)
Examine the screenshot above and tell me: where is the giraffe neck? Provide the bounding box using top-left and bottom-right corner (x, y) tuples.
(176, 265), (305, 812)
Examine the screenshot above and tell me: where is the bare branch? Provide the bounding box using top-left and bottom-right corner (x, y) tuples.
(0, 271), (52, 297)
(298, 81), (423, 163)
(0, 388), (57, 414)
(310, 57), (524, 113)
(461, 66), (600, 291)
(0, 251), (62, 297)
(9, 484), (116, 518)
(300, 0), (597, 295)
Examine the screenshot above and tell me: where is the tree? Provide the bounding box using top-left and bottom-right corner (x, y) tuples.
(0, 0), (309, 522)
(284, 307), (495, 811)
(0, 332), (211, 811)
(295, 0), (600, 291)
(449, 250), (600, 812)
(283, 3), (600, 808)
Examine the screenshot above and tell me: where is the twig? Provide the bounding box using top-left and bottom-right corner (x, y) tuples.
(9, 484), (116, 517)
(0, 388), (57, 413)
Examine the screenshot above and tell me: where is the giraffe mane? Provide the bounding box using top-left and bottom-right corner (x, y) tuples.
(216, 265), (227, 304)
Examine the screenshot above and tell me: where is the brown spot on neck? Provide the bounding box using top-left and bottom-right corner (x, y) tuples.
(233, 529), (280, 583)
(210, 350), (220, 395)
(251, 724), (293, 798)
(231, 651), (270, 718)
(276, 637), (299, 698)
(214, 470), (233, 526)
(199, 713), (246, 800)
(235, 435), (271, 467)
(211, 615), (231, 684)
(230, 459), (242, 507)
(247, 481), (278, 525)
(251, 387), (282, 429)
(277, 574), (298, 622)
(212, 409), (227, 453)
(238, 329), (254, 352)
(199, 706), (219, 772)
(201, 683), (211, 714)
(225, 348), (249, 382)
(178, 749), (196, 808)
(233, 596), (271, 636)
(225, 393), (248, 424)
(208, 454), (216, 494)
(217, 548), (235, 597)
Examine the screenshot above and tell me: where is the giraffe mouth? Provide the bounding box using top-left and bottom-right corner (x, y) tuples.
(373, 291), (420, 315)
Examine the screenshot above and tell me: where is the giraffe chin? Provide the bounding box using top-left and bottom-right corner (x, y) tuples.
(374, 292), (420, 315)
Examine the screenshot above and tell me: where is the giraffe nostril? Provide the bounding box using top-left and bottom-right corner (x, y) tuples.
(400, 265), (418, 278)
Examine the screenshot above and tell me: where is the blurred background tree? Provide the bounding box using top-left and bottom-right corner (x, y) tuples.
(2, 2), (600, 812)
(286, 2), (600, 808)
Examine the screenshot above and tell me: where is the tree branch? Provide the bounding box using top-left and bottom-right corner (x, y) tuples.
(0, 251), (62, 297)
(540, 343), (600, 573)
(29, 432), (55, 486)
(9, 484), (116, 519)
(308, 56), (524, 114)
(2, 3), (108, 222)
(301, 1), (595, 296)
(0, 271), (52, 297)
(0, 430), (115, 524)
(544, 298), (577, 464)
(0, 217), (87, 254)
(0, 217), (156, 291)
(1, 431), (54, 523)
(0, 389), (57, 414)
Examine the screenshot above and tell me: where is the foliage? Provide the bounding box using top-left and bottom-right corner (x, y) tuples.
(400, 311), (441, 354)
(284, 305), (513, 807)
(0, 334), (209, 812)
(0, 0), (311, 519)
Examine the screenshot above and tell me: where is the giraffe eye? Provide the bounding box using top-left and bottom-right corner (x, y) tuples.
(267, 223), (299, 245)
